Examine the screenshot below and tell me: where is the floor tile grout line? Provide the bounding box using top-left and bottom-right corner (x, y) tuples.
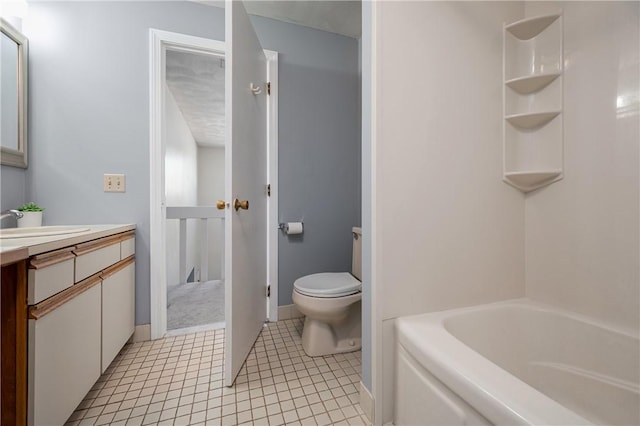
(66, 317), (367, 425)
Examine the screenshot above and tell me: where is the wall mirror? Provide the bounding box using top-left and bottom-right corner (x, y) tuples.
(1, 18), (28, 168)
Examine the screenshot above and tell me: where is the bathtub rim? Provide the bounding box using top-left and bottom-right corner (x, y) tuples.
(393, 298), (628, 425)
(437, 298), (638, 340)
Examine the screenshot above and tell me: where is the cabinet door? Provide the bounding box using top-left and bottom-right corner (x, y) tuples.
(102, 261), (135, 372)
(28, 284), (101, 426)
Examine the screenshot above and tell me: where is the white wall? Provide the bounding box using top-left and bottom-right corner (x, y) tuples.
(524, 2), (640, 332)
(375, 1), (525, 321)
(366, 2), (639, 423)
(165, 87), (199, 285)
(369, 2), (525, 422)
(197, 146), (225, 280)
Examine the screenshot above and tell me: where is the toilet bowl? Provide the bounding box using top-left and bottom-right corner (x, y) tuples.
(292, 227), (362, 357)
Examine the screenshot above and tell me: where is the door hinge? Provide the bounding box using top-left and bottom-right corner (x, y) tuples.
(267, 82), (271, 96)
(267, 184), (271, 197)
(267, 285), (271, 298)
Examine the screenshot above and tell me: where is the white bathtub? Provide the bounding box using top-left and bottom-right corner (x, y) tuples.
(395, 299), (640, 425)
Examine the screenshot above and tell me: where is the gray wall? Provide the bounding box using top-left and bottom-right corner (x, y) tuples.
(23, 1), (360, 324)
(0, 166), (27, 228)
(250, 16), (361, 307)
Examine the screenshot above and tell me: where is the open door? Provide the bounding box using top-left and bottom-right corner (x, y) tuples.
(223, 0), (268, 386)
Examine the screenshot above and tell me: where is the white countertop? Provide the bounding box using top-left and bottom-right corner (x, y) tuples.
(0, 224), (135, 264)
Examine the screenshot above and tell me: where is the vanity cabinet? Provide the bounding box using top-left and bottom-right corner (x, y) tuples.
(28, 278), (102, 426)
(74, 236), (122, 282)
(1, 256), (28, 426)
(0, 226), (135, 425)
(27, 247), (75, 305)
(101, 257), (135, 373)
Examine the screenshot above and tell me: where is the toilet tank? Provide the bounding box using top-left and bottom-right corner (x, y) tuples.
(352, 227), (362, 281)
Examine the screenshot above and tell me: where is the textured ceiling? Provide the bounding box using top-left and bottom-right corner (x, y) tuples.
(166, 50), (225, 147)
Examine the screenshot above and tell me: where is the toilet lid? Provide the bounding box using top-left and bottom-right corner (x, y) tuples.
(293, 272), (361, 298)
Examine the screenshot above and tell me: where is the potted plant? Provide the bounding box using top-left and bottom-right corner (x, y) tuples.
(17, 202), (44, 228)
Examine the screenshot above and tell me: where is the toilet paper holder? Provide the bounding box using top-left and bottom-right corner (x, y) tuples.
(278, 222), (304, 230)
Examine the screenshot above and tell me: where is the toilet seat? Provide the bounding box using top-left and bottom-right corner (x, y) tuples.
(294, 272), (361, 298)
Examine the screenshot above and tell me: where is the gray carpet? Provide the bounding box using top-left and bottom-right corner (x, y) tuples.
(167, 280), (225, 331)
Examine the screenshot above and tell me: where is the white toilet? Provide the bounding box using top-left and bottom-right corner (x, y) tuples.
(292, 227), (362, 357)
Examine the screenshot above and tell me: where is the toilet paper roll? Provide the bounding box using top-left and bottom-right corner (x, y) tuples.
(285, 222), (303, 235)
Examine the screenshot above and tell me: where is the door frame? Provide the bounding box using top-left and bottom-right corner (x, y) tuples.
(265, 49), (279, 322)
(149, 29), (279, 340)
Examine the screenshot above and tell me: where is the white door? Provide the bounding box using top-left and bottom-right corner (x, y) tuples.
(224, 0), (268, 387)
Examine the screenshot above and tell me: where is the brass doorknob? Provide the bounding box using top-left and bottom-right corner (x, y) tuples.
(234, 199), (249, 211)
(216, 200), (226, 210)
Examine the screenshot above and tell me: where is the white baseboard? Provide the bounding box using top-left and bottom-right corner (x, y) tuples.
(360, 381), (375, 423)
(131, 324), (151, 343)
(277, 304), (303, 320)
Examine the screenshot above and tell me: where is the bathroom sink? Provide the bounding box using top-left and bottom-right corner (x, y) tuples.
(0, 226), (91, 239)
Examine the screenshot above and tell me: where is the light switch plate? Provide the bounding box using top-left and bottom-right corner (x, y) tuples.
(104, 174), (126, 192)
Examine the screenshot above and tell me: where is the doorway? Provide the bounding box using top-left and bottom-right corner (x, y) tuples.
(149, 29), (279, 341)
(164, 48), (227, 334)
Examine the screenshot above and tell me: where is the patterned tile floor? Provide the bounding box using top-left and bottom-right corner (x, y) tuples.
(65, 319), (369, 425)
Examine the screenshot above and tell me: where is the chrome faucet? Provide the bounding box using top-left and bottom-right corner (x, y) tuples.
(0, 209), (24, 220)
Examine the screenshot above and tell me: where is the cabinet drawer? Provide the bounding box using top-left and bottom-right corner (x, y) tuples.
(101, 258), (135, 373)
(28, 282), (101, 426)
(28, 248), (75, 305)
(120, 236), (135, 259)
(74, 241), (120, 282)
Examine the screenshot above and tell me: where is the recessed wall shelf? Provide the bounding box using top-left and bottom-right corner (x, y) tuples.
(505, 73), (561, 94)
(505, 13), (560, 40)
(503, 12), (563, 193)
(505, 111), (561, 129)
(504, 170), (562, 192)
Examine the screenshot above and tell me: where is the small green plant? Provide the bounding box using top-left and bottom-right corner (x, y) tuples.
(18, 202), (44, 212)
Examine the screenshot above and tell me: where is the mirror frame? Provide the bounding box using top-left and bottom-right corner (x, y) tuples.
(1, 18), (28, 168)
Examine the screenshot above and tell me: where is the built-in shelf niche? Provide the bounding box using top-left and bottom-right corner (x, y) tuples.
(504, 170), (562, 191)
(505, 73), (561, 94)
(505, 111), (560, 129)
(505, 13), (560, 40)
(503, 12), (563, 193)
